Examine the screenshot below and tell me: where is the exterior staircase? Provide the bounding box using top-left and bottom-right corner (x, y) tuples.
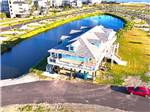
(105, 44), (127, 66)
(111, 55), (127, 66)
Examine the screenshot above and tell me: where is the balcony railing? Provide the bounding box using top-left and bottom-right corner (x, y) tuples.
(48, 57), (95, 71)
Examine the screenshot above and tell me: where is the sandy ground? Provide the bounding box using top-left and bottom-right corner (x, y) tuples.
(0, 103), (131, 112)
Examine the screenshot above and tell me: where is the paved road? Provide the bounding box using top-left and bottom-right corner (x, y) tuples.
(99, 7), (150, 25)
(1, 80), (150, 112)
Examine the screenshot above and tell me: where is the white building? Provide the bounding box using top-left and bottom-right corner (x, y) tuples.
(8, 0), (30, 18)
(46, 25), (127, 79)
(76, 0), (82, 7)
(35, 0), (50, 8)
(82, 0), (102, 4)
(51, 0), (82, 7)
(71, 0), (82, 7)
(33, 0), (50, 15)
(52, 0), (63, 7)
(89, 0), (102, 4)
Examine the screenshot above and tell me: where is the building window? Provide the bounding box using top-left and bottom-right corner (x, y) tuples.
(58, 54), (62, 58)
(52, 53), (55, 57)
(70, 46), (74, 51)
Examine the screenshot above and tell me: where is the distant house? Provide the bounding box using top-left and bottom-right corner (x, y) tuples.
(8, 0), (30, 18)
(33, 0), (50, 15)
(82, 0), (102, 4)
(71, 0), (82, 7)
(46, 25), (127, 79)
(51, 0), (63, 7)
(51, 0), (82, 7)
(89, 0), (102, 4)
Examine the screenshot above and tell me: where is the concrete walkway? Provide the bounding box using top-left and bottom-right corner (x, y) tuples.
(0, 74), (40, 87)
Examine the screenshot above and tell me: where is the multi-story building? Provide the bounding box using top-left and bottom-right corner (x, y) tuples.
(0, 0), (30, 18)
(51, 0), (82, 7)
(46, 25), (127, 79)
(82, 0), (102, 4)
(34, 0), (50, 9)
(89, 0), (102, 4)
(33, 0), (50, 15)
(8, 0), (30, 18)
(71, 0), (82, 7)
(51, 0), (63, 7)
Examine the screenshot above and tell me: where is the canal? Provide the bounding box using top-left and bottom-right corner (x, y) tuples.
(1, 15), (124, 79)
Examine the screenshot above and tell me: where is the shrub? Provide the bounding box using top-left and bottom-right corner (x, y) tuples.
(0, 12), (7, 19)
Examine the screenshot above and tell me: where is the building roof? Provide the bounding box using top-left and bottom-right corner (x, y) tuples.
(13, 1), (28, 4)
(48, 25), (116, 60)
(75, 39), (95, 58)
(69, 29), (81, 34)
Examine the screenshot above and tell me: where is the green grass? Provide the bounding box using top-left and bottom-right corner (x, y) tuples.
(102, 28), (150, 85)
(17, 104), (69, 112)
(29, 55), (48, 78)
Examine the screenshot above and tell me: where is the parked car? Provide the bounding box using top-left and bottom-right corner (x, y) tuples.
(127, 87), (150, 97)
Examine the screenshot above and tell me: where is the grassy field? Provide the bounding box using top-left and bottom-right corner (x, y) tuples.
(103, 28), (150, 85)
(29, 55), (48, 78)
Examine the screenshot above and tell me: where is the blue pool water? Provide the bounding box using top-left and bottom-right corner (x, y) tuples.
(62, 55), (88, 62)
(1, 14), (124, 79)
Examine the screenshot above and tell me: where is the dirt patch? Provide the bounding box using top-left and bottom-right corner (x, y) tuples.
(0, 103), (130, 112)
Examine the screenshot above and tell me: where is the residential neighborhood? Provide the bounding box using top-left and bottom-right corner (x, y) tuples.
(0, 0), (150, 112)
(0, 0), (103, 18)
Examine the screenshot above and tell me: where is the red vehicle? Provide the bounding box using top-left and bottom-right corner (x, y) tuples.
(127, 87), (150, 97)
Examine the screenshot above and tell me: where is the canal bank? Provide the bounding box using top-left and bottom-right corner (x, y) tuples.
(1, 11), (102, 54)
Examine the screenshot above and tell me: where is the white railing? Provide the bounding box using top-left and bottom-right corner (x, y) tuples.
(47, 57), (95, 71)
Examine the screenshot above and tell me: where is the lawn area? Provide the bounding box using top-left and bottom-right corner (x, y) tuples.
(106, 28), (150, 84)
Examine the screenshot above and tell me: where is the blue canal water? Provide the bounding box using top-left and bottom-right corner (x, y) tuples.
(1, 15), (124, 79)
